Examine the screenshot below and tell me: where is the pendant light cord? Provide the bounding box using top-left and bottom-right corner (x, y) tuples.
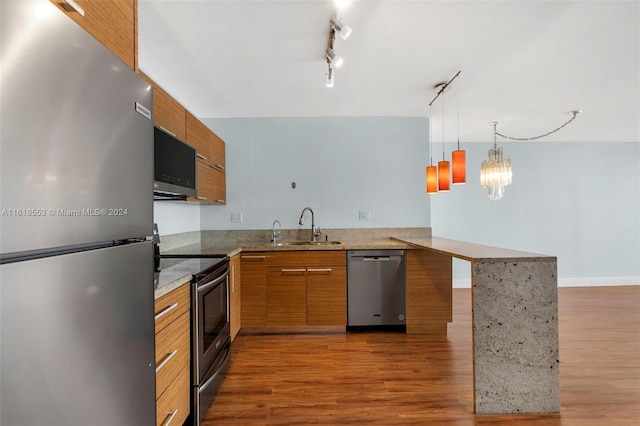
(495, 110), (582, 141)
(441, 91), (445, 161)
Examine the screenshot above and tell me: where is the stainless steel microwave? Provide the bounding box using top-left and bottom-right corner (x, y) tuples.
(153, 127), (197, 199)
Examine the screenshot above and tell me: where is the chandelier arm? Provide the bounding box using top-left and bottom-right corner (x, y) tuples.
(495, 111), (580, 141)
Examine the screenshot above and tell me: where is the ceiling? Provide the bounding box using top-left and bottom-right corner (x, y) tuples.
(138, 0), (640, 143)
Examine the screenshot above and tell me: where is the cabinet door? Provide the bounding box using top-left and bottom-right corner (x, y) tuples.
(209, 132), (226, 173)
(51, 0), (135, 69)
(185, 111), (209, 157)
(267, 267), (307, 326)
(229, 254), (242, 341)
(307, 266), (347, 326)
(240, 253), (267, 327)
(138, 72), (186, 142)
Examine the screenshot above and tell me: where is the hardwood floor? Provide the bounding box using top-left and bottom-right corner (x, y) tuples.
(202, 286), (640, 425)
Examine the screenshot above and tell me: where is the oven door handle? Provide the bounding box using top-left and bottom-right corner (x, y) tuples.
(197, 272), (227, 294)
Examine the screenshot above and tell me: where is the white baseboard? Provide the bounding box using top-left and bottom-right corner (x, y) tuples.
(453, 276), (640, 289)
(557, 276), (640, 287)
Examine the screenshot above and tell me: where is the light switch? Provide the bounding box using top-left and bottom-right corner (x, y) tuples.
(358, 210), (371, 221)
(231, 212), (243, 223)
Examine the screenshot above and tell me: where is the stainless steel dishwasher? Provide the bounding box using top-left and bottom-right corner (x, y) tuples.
(347, 250), (406, 332)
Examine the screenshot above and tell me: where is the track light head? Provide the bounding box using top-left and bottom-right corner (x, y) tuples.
(326, 48), (343, 67)
(325, 64), (335, 88)
(331, 17), (352, 40)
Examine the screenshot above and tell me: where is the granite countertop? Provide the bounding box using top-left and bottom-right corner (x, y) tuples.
(161, 238), (410, 257)
(394, 236), (554, 261)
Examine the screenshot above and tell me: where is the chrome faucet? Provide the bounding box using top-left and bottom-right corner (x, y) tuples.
(298, 207), (321, 242)
(271, 219), (281, 245)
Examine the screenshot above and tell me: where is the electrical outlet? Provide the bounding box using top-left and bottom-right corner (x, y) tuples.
(230, 212), (243, 223)
(358, 210), (371, 221)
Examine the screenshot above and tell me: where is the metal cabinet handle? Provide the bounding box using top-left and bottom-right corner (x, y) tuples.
(215, 163), (225, 171)
(196, 196), (208, 201)
(159, 126), (176, 138)
(63, 0), (85, 16)
(216, 199), (225, 203)
(307, 268), (332, 273)
(155, 303), (178, 321)
(281, 268), (306, 273)
(241, 255), (266, 259)
(197, 153), (208, 161)
(162, 409), (178, 426)
(155, 349), (178, 373)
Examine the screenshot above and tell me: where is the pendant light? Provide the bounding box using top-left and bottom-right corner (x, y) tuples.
(451, 77), (466, 184)
(437, 89), (450, 192)
(426, 105), (438, 193)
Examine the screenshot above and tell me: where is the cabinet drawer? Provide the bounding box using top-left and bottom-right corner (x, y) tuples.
(156, 364), (190, 426)
(155, 310), (190, 398)
(155, 283), (191, 334)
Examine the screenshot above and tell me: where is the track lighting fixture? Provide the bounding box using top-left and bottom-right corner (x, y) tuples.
(331, 16), (352, 40)
(326, 46), (343, 67)
(324, 9), (352, 87)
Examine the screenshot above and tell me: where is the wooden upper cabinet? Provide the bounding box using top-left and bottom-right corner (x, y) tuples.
(51, 0), (136, 70)
(138, 72), (186, 142)
(185, 111), (210, 157)
(186, 111), (226, 205)
(209, 132), (226, 173)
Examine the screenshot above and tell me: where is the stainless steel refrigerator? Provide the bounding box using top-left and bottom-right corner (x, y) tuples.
(1, 1), (156, 424)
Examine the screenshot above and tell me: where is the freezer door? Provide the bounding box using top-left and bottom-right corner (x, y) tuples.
(0, 242), (156, 426)
(0, 0), (153, 255)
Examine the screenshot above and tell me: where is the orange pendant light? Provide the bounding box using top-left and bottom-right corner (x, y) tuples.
(438, 160), (450, 191)
(452, 148), (466, 184)
(426, 165), (438, 193)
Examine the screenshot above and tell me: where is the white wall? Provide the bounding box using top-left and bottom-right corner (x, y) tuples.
(153, 201), (200, 235)
(199, 117), (431, 230)
(432, 141), (640, 286)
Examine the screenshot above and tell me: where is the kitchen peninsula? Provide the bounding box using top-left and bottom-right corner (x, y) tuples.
(158, 229), (559, 415)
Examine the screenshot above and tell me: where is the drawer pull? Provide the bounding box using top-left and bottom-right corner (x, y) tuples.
(155, 349), (178, 373)
(197, 153), (208, 161)
(162, 409), (178, 426)
(63, 0), (85, 16)
(216, 199), (225, 203)
(215, 163), (225, 171)
(155, 303), (178, 321)
(307, 268), (332, 273)
(281, 268), (306, 273)
(196, 196), (208, 201)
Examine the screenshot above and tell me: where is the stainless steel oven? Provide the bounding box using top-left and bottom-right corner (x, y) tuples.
(192, 257), (231, 425)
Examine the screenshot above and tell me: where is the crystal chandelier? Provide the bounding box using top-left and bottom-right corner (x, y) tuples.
(480, 110), (581, 201)
(481, 122), (512, 201)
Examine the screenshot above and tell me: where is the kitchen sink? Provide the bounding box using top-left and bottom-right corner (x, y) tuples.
(274, 241), (342, 246)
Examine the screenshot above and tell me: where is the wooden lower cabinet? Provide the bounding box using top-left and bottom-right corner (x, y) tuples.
(307, 266), (347, 326)
(156, 364), (190, 426)
(154, 284), (191, 426)
(266, 251), (347, 327)
(405, 249), (452, 335)
(240, 253), (267, 327)
(230, 254), (242, 341)
(267, 266), (307, 326)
